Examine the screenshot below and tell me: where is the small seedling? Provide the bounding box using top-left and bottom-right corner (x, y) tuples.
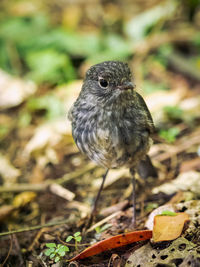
(66, 231), (82, 251)
(95, 223), (112, 234)
(145, 202), (159, 213)
(44, 243), (69, 263)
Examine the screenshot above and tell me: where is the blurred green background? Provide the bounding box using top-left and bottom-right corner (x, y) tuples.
(0, 0), (200, 85)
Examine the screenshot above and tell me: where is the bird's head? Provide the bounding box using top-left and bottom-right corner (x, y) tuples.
(82, 61), (135, 102)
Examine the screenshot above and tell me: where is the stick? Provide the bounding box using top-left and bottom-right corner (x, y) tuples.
(0, 219), (70, 237)
(0, 163), (96, 193)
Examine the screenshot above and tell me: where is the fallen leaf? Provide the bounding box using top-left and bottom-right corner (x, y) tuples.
(145, 204), (175, 230)
(0, 69), (36, 110)
(0, 205), (16, 221)
(153, 212), (189, 242)
(23, 119), (69, 157)
(70, 230), (152, 261)
(145, 87), (186, 124)
(152, 171), (200, 195)
(92, 168), (130, 189)
(180, 157), (200, 172)
(12, 192), (36, 208)
(0, 153), (21, 184)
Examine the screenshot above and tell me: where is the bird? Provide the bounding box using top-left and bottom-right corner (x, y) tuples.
(68, 60), (157, 227)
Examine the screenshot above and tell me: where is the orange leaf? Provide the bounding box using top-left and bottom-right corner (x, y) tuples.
(153, 212), (189, 242)
(70, 230), (152, 261)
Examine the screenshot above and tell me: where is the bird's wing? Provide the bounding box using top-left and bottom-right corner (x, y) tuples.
(135, 92), (155, 134)
(67, 105), (74, 121)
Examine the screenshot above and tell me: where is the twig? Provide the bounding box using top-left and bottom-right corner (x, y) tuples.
(86, 211), (121, 233)
(49, 183), (75, 201)
(0, 219), (70, 237)
(132, 28), (197, 83)
(134, 29), (196, 57)
(13, 234), (24, 266)
(1, 235), (13, 267)
(154, 130), (200, 162)
(57, 235), (90, 247)
(166, 52), (200, 82)
(0, 163), (96, 193)
(28, 228), (46, 252)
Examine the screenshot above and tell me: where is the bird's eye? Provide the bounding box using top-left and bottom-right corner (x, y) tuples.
(99, 78), (108, 88)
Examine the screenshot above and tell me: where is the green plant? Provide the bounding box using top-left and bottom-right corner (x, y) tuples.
(163, 105), (183, 121)
(95, 223), (112, 234)
(66, 231), (82, 251)
(159, 127), (180, 143)
(44, 243), (69, 263)
(160, 210), (177, 216)
(145, 202), (159, 213)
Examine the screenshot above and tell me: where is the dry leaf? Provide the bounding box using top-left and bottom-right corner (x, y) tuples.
(92, 168), (130, 189)
(152, 171), (200, 195)
(0, 205), (15, 221)
(23, 119), (69, 157)
(145, 204), (175, 230)
(153, 213), (189, 242)
(0, 153), (21, 184)
(0, 69), (36, 110)
(13, 192), (36, 208)
(70, 230), (152, 261)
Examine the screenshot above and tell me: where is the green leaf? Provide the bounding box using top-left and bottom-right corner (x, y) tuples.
(95, 224), (112, 234)
(145, 203), (159, 212)
(160, 210), (177, 216)
(58, 245), (69, 252)
(44, 247), (55, 256)
(0, 125), (10, 140)
(164, 106), (183, 120)
(125, 0), (177, 41)
(0, 15), (49, 43)
(66, 235), (73, 242)
(27, 94), (64, 120)
(143, 80), (169, 94)
(46, 243), (56, 248)
(75, 236), (82, 242)
(98, 223), (112, 233)
(66, 246), (70, 252)
(26, 49), (75, 83)
(50, 253), (56, 259)
(58, 251), (65, 257)
(95, 226), (101, 234)
(159, 127), (180, 143)
(74, 232), (81, 237)
(44, 249), (52, 256)
(18, 112), (32, 127)
(54, 256), (60, 263)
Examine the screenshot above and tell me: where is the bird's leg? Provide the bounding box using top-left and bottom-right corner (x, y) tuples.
(87, 169), (109, 227)
(130, 168), (136, 228)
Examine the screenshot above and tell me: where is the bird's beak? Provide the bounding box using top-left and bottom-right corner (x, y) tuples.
(118, 82), (135, 90)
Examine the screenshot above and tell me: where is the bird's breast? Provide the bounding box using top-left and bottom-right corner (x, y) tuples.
(72, 102), (150, 169)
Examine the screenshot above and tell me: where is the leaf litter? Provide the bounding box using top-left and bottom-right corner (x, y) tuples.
(0, 1), (200, 266)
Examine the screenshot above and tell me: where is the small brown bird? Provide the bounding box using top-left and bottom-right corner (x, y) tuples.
(68, 61), (157, 227)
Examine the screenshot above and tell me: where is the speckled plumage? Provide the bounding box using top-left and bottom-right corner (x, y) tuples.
(68, 61), (154, 170)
